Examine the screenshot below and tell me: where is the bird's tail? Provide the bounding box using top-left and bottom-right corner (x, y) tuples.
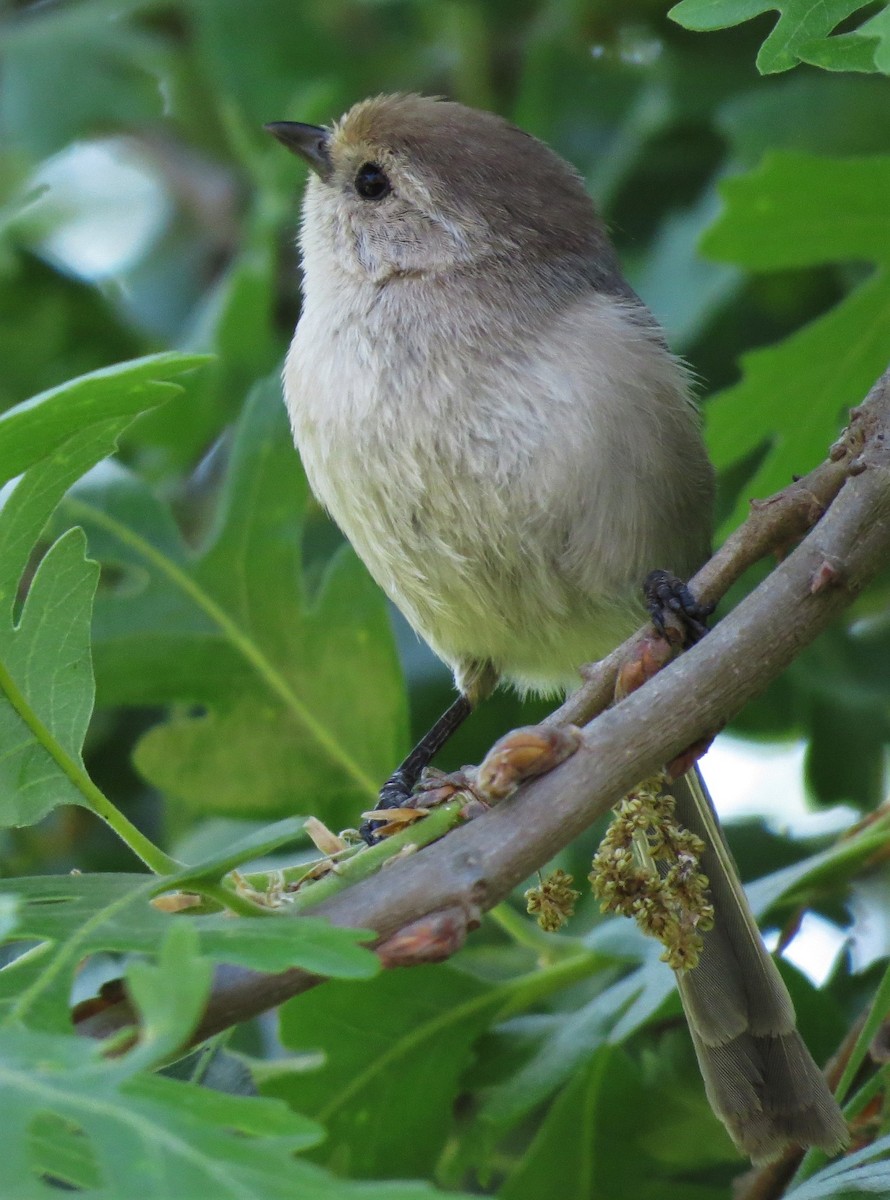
(672, 766), (848, 1164)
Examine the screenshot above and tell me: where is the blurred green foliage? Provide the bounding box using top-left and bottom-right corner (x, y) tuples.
(1, 0), (890, 1196)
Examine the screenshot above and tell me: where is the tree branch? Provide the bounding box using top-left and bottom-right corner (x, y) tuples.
(75, 365), (890, 1047)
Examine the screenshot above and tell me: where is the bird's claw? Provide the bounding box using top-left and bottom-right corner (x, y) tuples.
(643, 569), (714, 647)
(359, 770), (415, 844)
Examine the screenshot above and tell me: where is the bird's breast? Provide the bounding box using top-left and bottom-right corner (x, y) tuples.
(283, 278), (713, 691)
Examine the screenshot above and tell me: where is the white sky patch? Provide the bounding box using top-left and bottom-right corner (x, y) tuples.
(700, 734), (857, 836)
(764, 913), (848, 988)
(701, 734), (858, 987)
(847, 875), (890, 973)
(27, 138), (170, 281)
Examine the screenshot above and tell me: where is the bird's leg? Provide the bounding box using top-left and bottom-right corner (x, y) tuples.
(380, 694), (473, 806)
(643, 568), (714, 647)
(633, 570), (716, 776)
(360, 694), (473, 844)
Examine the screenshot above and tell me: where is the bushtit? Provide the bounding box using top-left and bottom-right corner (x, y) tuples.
(268, 94), (847, 1163)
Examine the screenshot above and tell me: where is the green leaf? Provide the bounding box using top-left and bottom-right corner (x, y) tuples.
(123, 922), (214, 1069)
(1, 1012), (463, 1199)
(10, 1035), (461, 1197)
(135, 187), (288, 466)
(0, 529), (98, 826)
(703, 153), (890, 269)
(184, 0), (350, 124)
(1, 0), (167, 159)
(0, 256), (142, 412)
(799, 6), (890, 74)
(799, 31), (882, 73)
(162, 817), (308, 887)
(0, 353), (204, 831)
(0, 913), (466, 1197)
(717, 76), (890, 167)
(863, 8), (890, 73)
(0, 918), (331, 1197)
(788, 1133), (890, 1197)
(746, 814), (890, 918)
(499, 1048), (620, 1200)
(501, 1045), (729, 1200)
(0, 895), (19, 940)
(27, 1110), (103, 1193)
(0, 351), (208, 486)
(262, 965), (499, 1180)
(631, 190), (742, 348)
(473, 932), (674, 1142)
(668, 0), (887, 74)
(178, 912), (378, 979)
(0, 357), (204, 630)
(701, 152), (890, 533)
(0, 1023), (328, 1198)
(709, 270), (890, 534)
(0, 872), (377, 1032)
(60, 377), (408, 827)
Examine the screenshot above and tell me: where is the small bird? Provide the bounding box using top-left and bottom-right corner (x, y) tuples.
(267, 94), (847, 1163)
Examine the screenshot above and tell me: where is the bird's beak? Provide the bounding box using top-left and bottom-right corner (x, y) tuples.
(264, 122), (332, 180)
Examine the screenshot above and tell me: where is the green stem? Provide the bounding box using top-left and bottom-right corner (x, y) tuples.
(835, 959), (890, 1106)
(0, 657), (177, 875)
(777, 813), (890, 902)
(230, 843), (364, 896)
(843, 1064), (889, 1126)
(197, 881), (277, 918)
(153, 805), (470, 916)
(495, 946), (609, 1018)
(63, 497), (379, 800)
(283, 800), (469, 914)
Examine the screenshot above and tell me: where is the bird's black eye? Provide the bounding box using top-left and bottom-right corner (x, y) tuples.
(354, 162), (391, 200)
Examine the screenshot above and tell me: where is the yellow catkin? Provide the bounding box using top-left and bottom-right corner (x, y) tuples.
(589, 774), (714, 970)
(525, 868), (581, 932)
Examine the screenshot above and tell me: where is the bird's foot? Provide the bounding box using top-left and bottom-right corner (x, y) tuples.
(358, 770), (415, 845)
(643, 569), (714, 647)
(378, 769), (415, 810)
